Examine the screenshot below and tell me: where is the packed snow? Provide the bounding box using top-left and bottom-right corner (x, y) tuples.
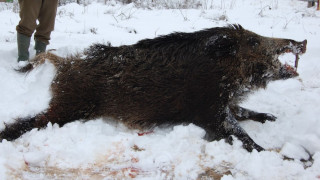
(0, 0), (319, 179)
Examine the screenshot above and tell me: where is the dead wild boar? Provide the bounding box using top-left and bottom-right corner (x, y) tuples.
(0, 24), (307, 152)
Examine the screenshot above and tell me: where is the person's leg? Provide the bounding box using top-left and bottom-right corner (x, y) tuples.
(16, 0), (42, 61)
(34, 0), (58, 54)
(16, 33), (30, 62)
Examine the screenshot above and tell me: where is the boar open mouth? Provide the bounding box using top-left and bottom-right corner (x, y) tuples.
(277, 40), (307, 78)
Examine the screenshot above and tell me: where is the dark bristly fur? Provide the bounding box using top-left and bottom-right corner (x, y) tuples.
(1, 25), (307, 152)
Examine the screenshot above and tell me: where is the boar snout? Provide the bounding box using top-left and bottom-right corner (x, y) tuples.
(277, 39), (307, 79)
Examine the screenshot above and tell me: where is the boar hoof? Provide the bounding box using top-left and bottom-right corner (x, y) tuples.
(240, 136), (265, 152)
(224, 135), (264, 152)
(259, 113), (277, 123)
(225, 135), (234, 145)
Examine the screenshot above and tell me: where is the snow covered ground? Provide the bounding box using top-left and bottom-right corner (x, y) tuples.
(0, 0), (319, 179)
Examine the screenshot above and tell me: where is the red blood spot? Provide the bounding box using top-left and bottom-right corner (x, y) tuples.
(284, 63), (298, 76)
(137, 131), (153, 136)
(128, 167), (140, 178)
(131, 157), (139, 163)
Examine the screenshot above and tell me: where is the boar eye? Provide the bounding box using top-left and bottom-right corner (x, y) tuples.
(247, 37), (260, 47)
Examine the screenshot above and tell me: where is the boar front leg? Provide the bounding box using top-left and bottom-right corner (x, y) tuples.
(221, 106), (264, 152)
(196, 106), (264, 152)
(230, 105), (276, 123)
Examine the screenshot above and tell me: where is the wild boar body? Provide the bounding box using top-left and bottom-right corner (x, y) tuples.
(1, 25), (307, 151)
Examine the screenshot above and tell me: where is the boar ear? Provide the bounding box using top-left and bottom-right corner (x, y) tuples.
(205, 35), (238, 57)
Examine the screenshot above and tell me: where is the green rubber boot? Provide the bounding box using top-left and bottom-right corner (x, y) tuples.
(35, 40), (47, 55)
(17, 33), (31, 62)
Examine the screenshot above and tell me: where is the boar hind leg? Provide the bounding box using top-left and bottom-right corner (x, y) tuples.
(0, 101), (94, 141)
(230, 105), (276, 123)
(0, 113), (49, 141)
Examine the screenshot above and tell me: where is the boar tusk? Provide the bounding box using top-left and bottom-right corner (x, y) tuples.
(295, 54), (299, 69)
